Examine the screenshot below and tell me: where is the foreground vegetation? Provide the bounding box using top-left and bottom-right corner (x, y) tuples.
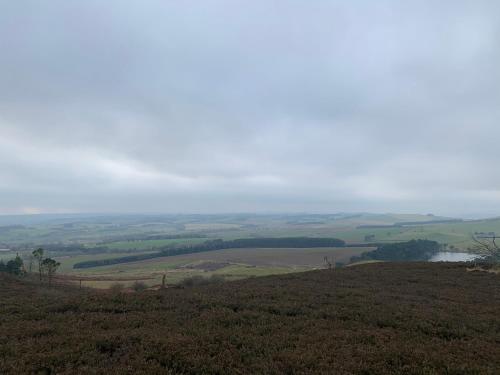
(1, 263), (499, 374)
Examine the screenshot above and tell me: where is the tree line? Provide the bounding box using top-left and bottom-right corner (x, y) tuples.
(349, 240), (441, 263)
(73, 237), (346, 269)
(0, 248), (60, 285)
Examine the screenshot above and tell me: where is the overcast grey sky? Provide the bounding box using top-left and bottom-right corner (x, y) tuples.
(1, 1), (500, 217)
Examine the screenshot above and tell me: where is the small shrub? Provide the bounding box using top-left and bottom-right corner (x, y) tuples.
(132, 281), (147, 292)
(180, 274), (225, 287)
(180, 275), (206, 287)
(208, 274), (225, 283)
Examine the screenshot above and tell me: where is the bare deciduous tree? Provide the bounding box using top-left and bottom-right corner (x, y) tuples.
(471, 233), (500, 263)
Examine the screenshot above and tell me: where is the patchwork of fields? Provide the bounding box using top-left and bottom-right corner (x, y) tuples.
(59, 246), (373, 288)
(1, 213), (499, 288)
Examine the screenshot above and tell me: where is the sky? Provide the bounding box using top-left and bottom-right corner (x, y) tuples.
(1, 1), (500, 217)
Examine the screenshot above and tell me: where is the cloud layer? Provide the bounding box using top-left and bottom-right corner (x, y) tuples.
(1, 1), (500, 216)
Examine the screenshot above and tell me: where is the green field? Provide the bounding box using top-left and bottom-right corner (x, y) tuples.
(0, 212), (469, 246)
(59, 246), (372, 288)
(100, 237), (207, 251)
(335, 219), (500, 248)
(2, 213), (499, 250)
(1, 213), (499, 288)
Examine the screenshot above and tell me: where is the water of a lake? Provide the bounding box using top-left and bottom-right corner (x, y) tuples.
(429, 252), (483, 262)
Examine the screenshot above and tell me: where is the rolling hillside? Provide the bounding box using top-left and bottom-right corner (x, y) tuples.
(1, 262), (499, 374)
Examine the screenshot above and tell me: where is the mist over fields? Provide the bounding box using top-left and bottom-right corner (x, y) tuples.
(1, 1), (500, 216)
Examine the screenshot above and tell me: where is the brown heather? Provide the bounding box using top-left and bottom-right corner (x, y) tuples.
(1, 263), (499, 374)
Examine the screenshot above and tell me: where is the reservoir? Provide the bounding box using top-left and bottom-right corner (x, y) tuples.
(429, 252), (483, 262)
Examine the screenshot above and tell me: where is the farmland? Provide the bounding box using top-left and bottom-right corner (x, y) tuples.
(1, 213), (499, 252)
(100, 237), (207, 251)
(66, 246), (372, 288)
(1, 262), (499, 374)
(1, 213), (499, 287)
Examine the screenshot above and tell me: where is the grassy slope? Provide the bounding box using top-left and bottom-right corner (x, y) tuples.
(60, 247), (371, 288)
(102, 238), (206, 250)
(335, 218), (500, 248)
(1, 263), (499, 374)
(205, 218), (500, 250)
